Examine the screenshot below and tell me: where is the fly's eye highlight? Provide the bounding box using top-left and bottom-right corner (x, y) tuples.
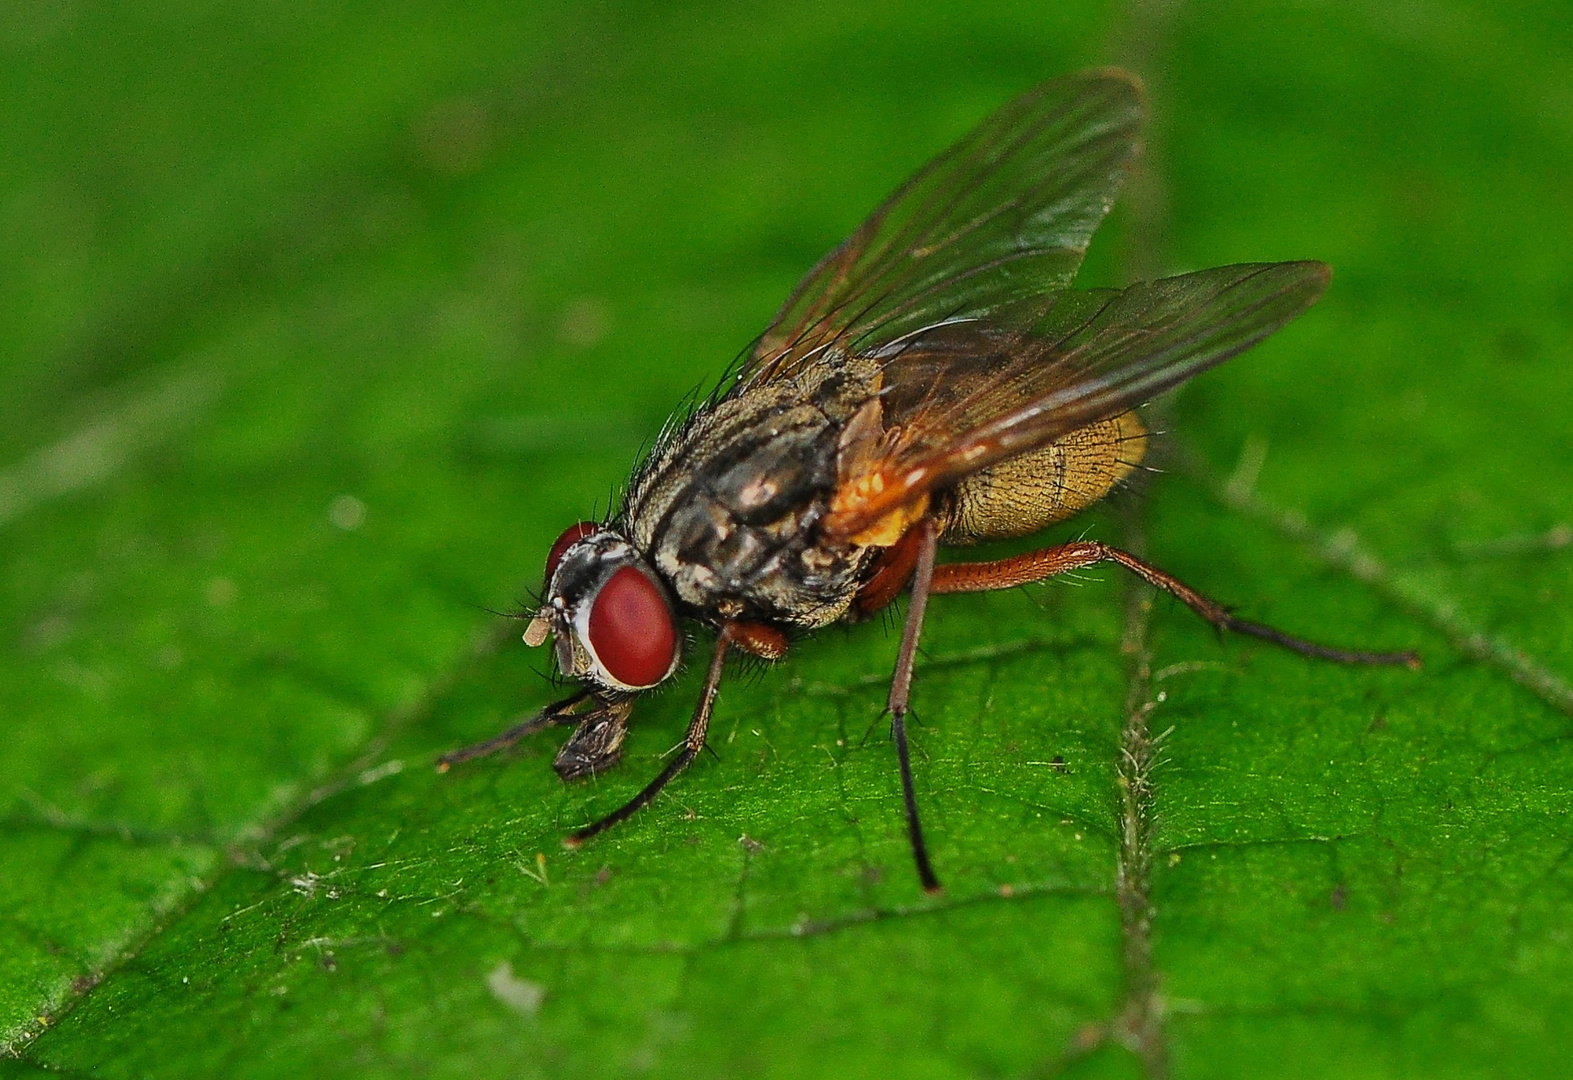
(587, 565), (677, 688)
(544, 521), (599, 582)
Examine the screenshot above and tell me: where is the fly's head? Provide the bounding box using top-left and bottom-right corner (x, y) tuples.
(523, 522), (681, 695)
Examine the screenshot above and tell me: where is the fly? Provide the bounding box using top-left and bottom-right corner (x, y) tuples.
(438, 68), (1419, 892)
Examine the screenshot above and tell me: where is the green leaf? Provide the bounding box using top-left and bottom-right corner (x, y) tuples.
(3, 1), (1570, 1077)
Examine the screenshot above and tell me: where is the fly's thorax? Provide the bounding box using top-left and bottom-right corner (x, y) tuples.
(533, 529), (682, 694)
(622, 356), (882, 630)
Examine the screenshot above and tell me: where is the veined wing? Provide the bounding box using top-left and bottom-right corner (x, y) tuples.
(739, 69), (1145, 390)
(824, 261), (1332, 541)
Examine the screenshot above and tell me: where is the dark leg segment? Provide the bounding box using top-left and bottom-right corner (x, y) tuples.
(436, 691), (591, 771)
(887, 518), (943, 893)
(932, 540), (1420, 668)
(564, 624), (736, 847)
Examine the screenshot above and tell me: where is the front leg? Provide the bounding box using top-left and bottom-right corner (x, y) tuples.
(563, 623), (737, 847)
(436, 690), (591, 772)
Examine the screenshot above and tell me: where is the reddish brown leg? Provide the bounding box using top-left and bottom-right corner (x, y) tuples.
(731, 620), (790, 660)
(564, 623), (736, 847)
(855, 525), (926, 617)
(933, 540), (1420, 668)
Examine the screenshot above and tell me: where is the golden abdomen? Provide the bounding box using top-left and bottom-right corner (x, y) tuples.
(938, 412), (1146, 545)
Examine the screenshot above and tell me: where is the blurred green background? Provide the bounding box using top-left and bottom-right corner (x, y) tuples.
(3, 1), (1571, 1077)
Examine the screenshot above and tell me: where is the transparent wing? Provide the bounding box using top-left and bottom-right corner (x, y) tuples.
(824, 261), (1332, 539)
(738, 69), (1145, 390)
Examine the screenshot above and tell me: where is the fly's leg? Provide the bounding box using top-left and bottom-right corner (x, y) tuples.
(564, 624), (736, 847)
(932, 540), (1420, 668)
(887, 518), (943, 893)
(436, 691), (592, 772)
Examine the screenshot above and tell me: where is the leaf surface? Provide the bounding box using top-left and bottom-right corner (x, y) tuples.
(2, 1), (1570, 1077)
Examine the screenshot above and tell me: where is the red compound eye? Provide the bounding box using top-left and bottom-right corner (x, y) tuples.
(587, 565), (677, 688)
(544, 521), (599, 583)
